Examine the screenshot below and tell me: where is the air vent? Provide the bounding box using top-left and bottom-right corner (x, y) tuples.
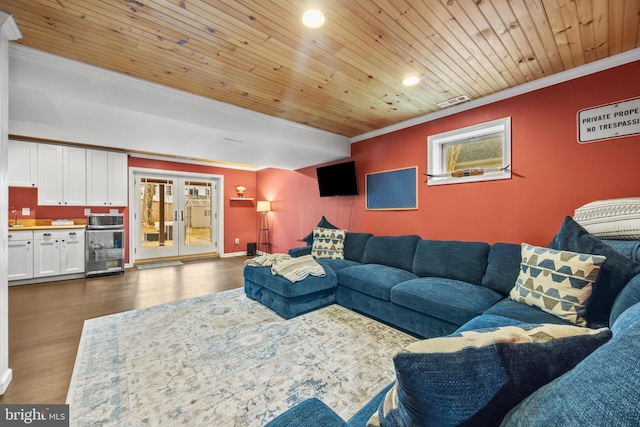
(437, 95), (470, 108)
(219, 138), (245, 145)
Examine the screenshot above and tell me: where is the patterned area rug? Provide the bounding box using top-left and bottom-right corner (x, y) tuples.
(67, 289), (416, 426)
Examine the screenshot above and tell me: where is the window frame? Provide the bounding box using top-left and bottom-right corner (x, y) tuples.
(426, 117), (511, 186)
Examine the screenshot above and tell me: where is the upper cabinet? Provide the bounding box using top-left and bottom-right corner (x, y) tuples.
(37, 145), (87, 206)
(8, 140), (37, 187)
(86, 149), (128, 206)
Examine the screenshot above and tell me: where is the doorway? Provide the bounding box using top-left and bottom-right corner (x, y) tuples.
(132, 170), (222, 261)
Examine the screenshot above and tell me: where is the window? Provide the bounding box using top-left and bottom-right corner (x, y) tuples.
(427, 117), (511, 186)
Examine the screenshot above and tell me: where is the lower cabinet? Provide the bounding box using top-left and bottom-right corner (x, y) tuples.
(33, 229), (85, 278)
(8, 231), (34, 281)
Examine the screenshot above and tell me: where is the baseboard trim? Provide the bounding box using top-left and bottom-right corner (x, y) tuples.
(221, 251), (248, 258)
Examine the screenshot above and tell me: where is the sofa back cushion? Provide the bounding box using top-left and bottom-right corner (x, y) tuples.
(548, 216), (640, 325)
(610, 273), (640, 326)
(412, 240), (490, 285)
(343, 232), (373, 263)
(482, 243), (522, 295)
(362, 235), (421, 272)
(501, 302), (640, 426)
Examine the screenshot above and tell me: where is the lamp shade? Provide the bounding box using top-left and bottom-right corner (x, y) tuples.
(257, 201), (271, 212)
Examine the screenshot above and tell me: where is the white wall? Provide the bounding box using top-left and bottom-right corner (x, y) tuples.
(0, 11), (21, 395)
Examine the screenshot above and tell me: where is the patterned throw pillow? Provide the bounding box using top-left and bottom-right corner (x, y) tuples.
(311, 227), (345, 259)
(510, 243), (606, 326)
(367, 324), (611, 427)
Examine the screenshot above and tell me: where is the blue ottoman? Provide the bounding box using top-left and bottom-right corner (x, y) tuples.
(243, 265), (337, 319)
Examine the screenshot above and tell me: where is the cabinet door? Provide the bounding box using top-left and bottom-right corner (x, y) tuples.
(63, 146), (87, 205)
(86, 149), (109, 206)
(61, 235), (85, 274)
(34, 234), (61, 277)
(8, 238), (33, 281)
(37, 144), (63, 205)
(107, 151), (128, 206)
(8, 140), (37, 187)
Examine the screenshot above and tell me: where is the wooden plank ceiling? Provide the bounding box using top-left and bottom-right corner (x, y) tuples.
(4, 0), (640, 138)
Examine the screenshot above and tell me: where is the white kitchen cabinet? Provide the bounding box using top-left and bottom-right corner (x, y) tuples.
(61, 230), (85, 274)
(37, 145), (87, 206)
(86, 149), (128, 206)
(33, 229), (85, 278)
(8, 231), (34, 281)
(8, 140), (38, 187)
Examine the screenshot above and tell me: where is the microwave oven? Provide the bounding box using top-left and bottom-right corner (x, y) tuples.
(86, 213), (124, 229)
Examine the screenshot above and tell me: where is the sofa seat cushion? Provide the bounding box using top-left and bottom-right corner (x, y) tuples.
(484, 299), (572, 326)
(243, 265), (337, 298)
(391, 278), (503, 326)
(337, 264), (418, 301)
(265, 398), (347, 427)
(455, 314), (534, 333)
(501, 302), (640, 426)
(412, 240), (490, 285)
(372, 324), (611, 427)
(316, 258), (361, 273)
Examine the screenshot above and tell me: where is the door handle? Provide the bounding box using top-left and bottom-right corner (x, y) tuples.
(181, 211), (184, 221)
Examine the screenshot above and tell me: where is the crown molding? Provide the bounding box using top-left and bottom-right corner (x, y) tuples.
(351, 48), (640, 143)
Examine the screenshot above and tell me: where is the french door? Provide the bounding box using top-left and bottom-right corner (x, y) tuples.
(134, 172), (220, 260)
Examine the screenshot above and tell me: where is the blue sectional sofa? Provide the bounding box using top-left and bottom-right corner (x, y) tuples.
(243, 216), (640, 426)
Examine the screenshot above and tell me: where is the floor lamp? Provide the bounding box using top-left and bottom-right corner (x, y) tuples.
(257, 201), (271, 254)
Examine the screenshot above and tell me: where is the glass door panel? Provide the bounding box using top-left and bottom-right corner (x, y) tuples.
(179, 180), (215, 255)
(138, 177), (178, 258)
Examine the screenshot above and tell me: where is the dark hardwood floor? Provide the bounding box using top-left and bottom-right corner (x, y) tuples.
(1, 256), (247, 404)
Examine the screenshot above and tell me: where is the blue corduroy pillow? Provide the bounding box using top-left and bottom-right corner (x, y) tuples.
(548, 216), (640, 325)
(500, 302), (640, 426)
(302, 216), (339, 245)
(367, 324), (611, 427)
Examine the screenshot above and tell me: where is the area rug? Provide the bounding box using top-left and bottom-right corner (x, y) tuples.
(67, 289), (416, 426)
(136, 260), (183, 270)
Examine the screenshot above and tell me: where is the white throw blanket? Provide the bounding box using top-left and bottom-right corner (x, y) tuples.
(245, 254), (325, 283)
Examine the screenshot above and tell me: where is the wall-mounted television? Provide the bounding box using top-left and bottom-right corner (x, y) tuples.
(316, 160), (359, 197)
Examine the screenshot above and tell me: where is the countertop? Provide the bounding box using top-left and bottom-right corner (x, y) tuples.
(9, 224), (86, 231)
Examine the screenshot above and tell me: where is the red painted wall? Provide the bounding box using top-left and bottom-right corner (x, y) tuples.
(128, 157), (258, 255)
(8, 158), (258, 260)
(259, 60), (640, 253)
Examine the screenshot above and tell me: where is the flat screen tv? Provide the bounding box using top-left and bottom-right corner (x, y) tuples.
(316, 160), (359, 197)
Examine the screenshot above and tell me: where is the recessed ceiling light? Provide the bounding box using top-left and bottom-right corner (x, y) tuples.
(301, 9), (326, 28)
(402, 76), (420, 86)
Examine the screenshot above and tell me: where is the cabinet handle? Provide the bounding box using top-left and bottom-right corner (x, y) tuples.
(43, 233), (52, 236)
(8, 235), (11, 238)
(69, 232), (76, 236)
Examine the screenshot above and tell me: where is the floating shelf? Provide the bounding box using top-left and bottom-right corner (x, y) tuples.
(230, 197), (254, 201)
